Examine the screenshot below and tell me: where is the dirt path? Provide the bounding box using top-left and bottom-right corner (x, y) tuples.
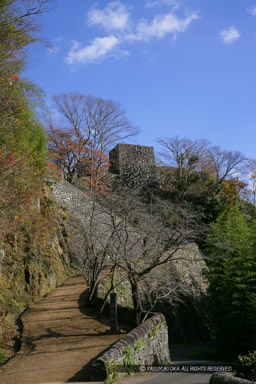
(0, 274), (124, 384)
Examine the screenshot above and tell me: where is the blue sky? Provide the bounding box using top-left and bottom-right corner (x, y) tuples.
(25, 0), (256, 157)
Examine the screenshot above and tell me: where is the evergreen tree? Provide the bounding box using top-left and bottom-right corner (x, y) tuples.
(207, 204), (256, 358)
(0, 1), (50, 224)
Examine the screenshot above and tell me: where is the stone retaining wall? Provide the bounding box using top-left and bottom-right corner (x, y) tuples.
(109, 143), (159, 188)
(210, 373), (256, 384)
(89, 313), (169, 381)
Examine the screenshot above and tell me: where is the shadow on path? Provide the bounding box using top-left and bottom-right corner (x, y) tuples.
(0, 275), (125, 384)
(66, 284), (125, 382)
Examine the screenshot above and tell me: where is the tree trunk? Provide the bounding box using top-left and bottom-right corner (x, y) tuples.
(130, 278), (143, 326)
(87, 280), (98, 305)
(99, 269), (124, 314)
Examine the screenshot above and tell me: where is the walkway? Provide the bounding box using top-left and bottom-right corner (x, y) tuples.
(0, 274), (124, 384)
(115, 344), (219, 384)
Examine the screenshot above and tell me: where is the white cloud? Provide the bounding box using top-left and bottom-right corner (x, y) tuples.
(145, 0), (180, 8)
(65, 36), (120, 65)
(248, 6), (256, 16)
(65, 3), (199, 66)
(47, 46), (58, 55)
(88, 1), (130, 31)
(47, 36), (65, 55)
(126, 11), (198, 42)
(220, 26), (240, 44)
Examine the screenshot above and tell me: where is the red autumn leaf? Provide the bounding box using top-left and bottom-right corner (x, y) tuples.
(9, 74), (20, 81)
(45, 161), (60, 175)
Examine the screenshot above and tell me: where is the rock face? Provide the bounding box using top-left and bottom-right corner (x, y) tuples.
(0, 185), (73, 363)
(0, 249), (4, 273)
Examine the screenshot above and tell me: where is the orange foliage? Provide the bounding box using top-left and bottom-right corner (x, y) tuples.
(9, 74), (20, 81)
(81, 151), (110, 194)
(47, 126), (109, 192)
(220, 179), (247, 203)
(197, 156), (217, 177)
(45, 161), (60, 175)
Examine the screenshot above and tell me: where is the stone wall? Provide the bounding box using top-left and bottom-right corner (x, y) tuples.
(109, 144), (159, 188)
(153, 243), (210, 343)
(210, 373), (256, 384)
(51, 179), (116, 266)
(89, 313), (169, 381)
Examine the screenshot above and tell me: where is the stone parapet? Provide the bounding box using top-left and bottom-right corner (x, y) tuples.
(210, 373), (256, 384)
(89, 313), (169, 381)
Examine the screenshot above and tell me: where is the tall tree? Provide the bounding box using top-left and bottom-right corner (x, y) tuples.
(47, 123), (109, 190)
(246, 158), (256, 205)
(206, 204), (256, 358)
(47, 92), (140, 183)
(0, 0), (51, 225)
(157, 136), (209, 200)
(157, 136), (246, 223)
(205, 146), (245, 184)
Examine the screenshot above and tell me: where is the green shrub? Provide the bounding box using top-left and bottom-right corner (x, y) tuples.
(148, 327), (159, 338)
(106, 361), (120, 384)
(235, 351), (256, 381)
(123, 346), (133, 365)
(134, 339), (147, 351)
(0, 352), (6, 363)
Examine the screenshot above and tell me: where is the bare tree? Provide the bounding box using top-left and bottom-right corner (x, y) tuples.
(157, 136), (245, 204)
(246, 158), (256, 205)
(0, 0), (54, 75)
(157, 136), (209, 199)
(205, 146), (245, 184)
(140, 265), (193, 322)
(99, 266), (126, 314)
(51, 92), (139, 151)
(89, 188), (201, 325)
(81, 197), (117, 303)
(47, 93), (139, 185)
(158, 136), (209, 170)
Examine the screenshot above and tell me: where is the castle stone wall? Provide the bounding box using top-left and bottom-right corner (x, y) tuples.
(109, 144), (159, 188)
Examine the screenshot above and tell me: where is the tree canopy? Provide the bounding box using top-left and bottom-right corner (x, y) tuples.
(206, 204), (256, 357)
(0, 0), (50, 225)
(47, 92), (140, 185)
